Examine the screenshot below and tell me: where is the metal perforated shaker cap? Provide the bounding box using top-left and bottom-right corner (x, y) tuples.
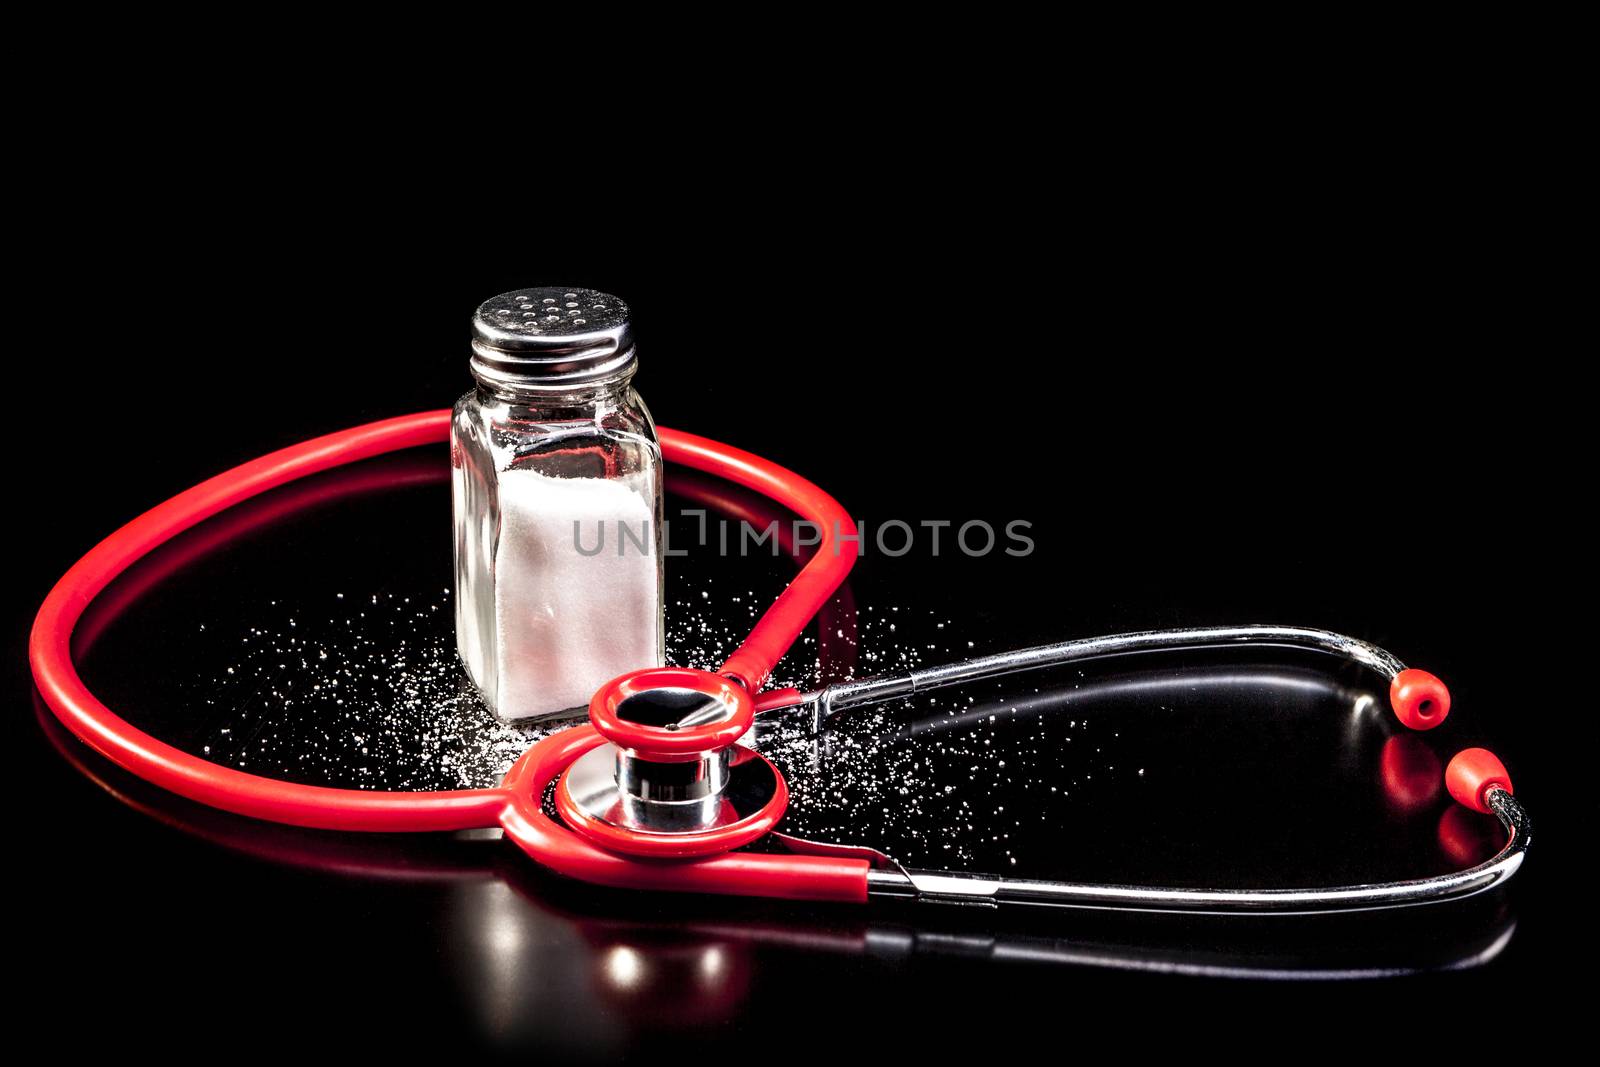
(471, 287), (634, 390)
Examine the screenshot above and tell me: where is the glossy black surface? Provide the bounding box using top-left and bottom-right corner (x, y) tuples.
(12, 226), (1571, 1059)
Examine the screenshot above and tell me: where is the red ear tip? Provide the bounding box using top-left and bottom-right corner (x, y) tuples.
(1446, 748), (1512, 814)
(1390, 668), (1451, 730)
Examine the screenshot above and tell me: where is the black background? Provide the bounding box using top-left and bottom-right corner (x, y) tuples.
(10, 129), (1583, 1059)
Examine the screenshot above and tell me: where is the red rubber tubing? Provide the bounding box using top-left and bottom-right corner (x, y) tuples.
(663, 428), (859, 692)
(587, 667), (755, 761)
(28, 410), (859, 833)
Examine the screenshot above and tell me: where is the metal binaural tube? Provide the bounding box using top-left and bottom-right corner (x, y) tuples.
(792, 625), (1410, 725)
(862, 787), (1530, 914)
(755, 624), (1531, 913)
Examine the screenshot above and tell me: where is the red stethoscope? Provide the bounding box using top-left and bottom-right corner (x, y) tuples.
(29, 411), (1531, 913)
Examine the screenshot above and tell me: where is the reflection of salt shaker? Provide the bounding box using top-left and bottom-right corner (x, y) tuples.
(452, 288), (664, 721)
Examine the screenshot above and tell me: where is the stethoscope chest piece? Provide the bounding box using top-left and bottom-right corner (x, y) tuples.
(552, 667), (789, 859)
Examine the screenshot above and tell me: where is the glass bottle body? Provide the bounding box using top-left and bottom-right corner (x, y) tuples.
(452, 379), (664, 721)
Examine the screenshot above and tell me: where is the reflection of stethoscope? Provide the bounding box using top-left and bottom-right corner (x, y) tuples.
(33, 698), (1519, 987)
(30, 411), (1531, 914)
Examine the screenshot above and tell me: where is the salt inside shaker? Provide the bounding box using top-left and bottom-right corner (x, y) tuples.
(452, 288), (664, 721)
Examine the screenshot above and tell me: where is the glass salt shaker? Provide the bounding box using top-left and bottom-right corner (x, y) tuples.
(452, 287), (664, 721)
